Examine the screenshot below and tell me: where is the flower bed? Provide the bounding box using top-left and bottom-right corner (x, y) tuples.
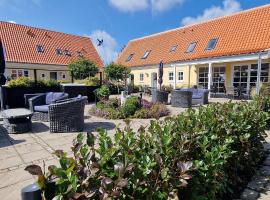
(26, 100), (269, 200)
(89, 96), (169, 119)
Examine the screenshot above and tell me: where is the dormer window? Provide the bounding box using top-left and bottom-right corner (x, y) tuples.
(141, 50), (151, 59)
(64, 50), (71, 56)
(126, 53), (134, 62)
(186, 42), (197, 53)
(77, 51), (83, 57)
(206, 38), (218, 50)
(36, 45), (44, 53)
(56, 49), (62, 55)
(170, 45), (178, 52)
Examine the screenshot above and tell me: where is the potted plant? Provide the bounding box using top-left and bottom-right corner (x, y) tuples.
(152, 60), (169, 104)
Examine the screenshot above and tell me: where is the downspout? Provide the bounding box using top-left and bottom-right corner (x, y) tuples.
(256, 51), (262, 95)
(188, 65), (191, 88)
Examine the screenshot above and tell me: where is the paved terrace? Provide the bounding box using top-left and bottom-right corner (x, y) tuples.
(0, 98), (269, 200)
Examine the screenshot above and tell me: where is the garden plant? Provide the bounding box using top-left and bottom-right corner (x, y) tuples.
(26, 97), (269, 200)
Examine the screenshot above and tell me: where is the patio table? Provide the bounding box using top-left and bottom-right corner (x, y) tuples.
(1, 108), (32, 134)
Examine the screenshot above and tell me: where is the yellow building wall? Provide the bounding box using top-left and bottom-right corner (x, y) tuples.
(130, 59), (270, 90)
(5, 62), (72, 82)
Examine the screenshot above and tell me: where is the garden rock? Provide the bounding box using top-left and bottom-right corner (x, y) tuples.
(241, 188), (259, 200)
(247, 175), (269, 192)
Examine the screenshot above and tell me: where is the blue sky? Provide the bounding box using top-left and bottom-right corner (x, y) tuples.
(0, 0), (269, 64)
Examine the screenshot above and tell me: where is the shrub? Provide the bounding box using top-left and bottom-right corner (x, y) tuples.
(27, 100), (268, 200)
(7, 77), (33, 87)
(76, 77), (100, 86)
(148, 103), (170, 119)
(7, 77), (60, 88)
(94, 85), (110, 100)
(121, 96), (139, 117)
(133, 108), (149, 118)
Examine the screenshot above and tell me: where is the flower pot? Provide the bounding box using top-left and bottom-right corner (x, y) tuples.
(152, 90), (169, 104)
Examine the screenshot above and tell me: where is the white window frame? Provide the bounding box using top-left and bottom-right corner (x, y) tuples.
(139, 73), (144, 82)
(177, 71), (184, 82)
(231, 62), (270, 93)
(168, 72), (174, 82)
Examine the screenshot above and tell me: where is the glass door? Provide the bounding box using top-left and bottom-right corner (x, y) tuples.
(233, 64), (269, 94)
(213, 67), (226, 93)
(198, 67), (208, 89)
(233, 65), (248, 94)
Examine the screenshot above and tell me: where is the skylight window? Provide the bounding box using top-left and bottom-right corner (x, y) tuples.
(186, 42), (197, 53)
(170, 45), (178, 52)
(64, 50), (71, 56)
(206, 38), (218, 50)
(36, 45), (44, 53)
(141, 51), (151, 59)
(56, 49), (62, 55)
(126, 53), (134, 62)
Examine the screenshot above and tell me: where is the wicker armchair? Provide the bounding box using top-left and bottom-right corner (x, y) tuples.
(25, 92), (69, 121)
(171, 90), (192, 108)
(49, 96), (88, 133)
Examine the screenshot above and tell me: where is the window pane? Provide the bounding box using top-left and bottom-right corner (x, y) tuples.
(186, 42), (196, 53)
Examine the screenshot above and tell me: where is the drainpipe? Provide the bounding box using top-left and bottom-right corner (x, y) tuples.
(173, 65), (176, 89)
(188, 65), (191, 88)
(256, 51), (262, 95)
(208, 63), (213, 98)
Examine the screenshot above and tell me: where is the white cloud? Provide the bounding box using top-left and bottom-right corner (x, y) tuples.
(89, 30), (118, 65)
(109, 0), (148, 13)
(109, 0), (185, 13)
(151, 0), (185, 12)
(181, 0), (242, 26)
(7, 20), (16, 24)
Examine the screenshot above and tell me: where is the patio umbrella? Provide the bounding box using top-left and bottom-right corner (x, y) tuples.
(158, 60), (164, 90)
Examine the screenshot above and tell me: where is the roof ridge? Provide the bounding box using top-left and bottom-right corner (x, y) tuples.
(0, 21), (90, 40)
(130, 3), (270, 42)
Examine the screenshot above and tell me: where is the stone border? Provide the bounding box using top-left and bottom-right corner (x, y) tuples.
(241, 143), (270, 200)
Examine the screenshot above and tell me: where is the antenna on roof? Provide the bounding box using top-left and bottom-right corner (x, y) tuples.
(97, 39), (103, 46)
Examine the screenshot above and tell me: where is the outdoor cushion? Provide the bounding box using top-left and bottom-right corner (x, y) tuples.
(45, 92), (54, 105)
(34, 105), (49, 112)
(45, 92), (66, 105)
(192, 95), (202, 99)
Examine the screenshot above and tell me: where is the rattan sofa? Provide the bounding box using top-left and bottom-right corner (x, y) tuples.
(25, 92), (69, 121)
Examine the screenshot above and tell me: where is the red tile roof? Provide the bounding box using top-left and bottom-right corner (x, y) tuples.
(117, 4), (270, 67)
(0, 21), (104, 67)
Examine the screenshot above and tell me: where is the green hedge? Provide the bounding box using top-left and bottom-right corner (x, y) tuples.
(26, 100), (268, 200)
(7, 77), (60, 88)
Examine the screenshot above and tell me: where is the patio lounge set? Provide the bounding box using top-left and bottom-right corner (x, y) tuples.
(152, 87), (209, 108)
(1, 92), (87, 134)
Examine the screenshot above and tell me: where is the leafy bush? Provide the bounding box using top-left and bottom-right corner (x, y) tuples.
(7, 77), (60, 88)
(27, 100), (268, 200)
(68, 58), (99, 80)
(76, 77), (100, 86)
(94, 85), (110, 100)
